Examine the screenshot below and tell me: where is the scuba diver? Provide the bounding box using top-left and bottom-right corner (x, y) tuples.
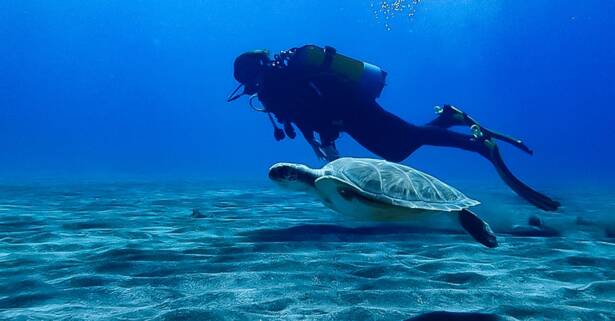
(227, 45), (560, 211)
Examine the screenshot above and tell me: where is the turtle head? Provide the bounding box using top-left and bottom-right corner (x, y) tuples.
(268, 163), (319, 192)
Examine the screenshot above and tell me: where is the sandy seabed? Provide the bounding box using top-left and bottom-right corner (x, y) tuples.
(0, 182), (613, 321)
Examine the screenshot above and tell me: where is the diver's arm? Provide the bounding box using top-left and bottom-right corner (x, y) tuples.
(265, 102), (297, 141)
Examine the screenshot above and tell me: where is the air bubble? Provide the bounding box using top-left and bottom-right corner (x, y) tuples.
(371, 0), (420, 31)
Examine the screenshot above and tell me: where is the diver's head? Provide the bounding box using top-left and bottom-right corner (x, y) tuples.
(268, 163), (318, 191)
(232, 50), (270, 95)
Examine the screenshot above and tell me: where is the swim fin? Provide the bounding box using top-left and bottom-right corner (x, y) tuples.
(481, 138), (561, 211)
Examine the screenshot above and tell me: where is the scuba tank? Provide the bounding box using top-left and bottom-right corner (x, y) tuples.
(285, 45), (387, 99)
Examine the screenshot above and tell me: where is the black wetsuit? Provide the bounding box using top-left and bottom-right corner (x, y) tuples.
(257, 65), (484, 163)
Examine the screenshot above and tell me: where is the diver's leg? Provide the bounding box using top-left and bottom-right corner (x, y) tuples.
(414, 125), (560, 211)
(427, 105), (534, 155)
(347, 101), (481, 156)
(350, 100), (559, 210)
(426, 105), (471, 129)
(411, 125), (486, 154)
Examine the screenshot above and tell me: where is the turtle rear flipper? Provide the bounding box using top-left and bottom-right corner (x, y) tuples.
(458, 209), (498, 248)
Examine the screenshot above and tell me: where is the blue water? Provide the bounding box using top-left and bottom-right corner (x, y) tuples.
(1, 1), (614, 320)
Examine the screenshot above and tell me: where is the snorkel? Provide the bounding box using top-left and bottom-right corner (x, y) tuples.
(226, 83), (245, 102)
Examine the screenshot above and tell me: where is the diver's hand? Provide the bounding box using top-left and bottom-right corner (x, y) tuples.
(321, 145), (340, 162)
(284, 122), (296, 139)
(309, 140), (327, 160)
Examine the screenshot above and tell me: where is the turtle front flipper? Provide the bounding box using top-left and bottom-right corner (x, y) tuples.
(458, 209), (498, 248)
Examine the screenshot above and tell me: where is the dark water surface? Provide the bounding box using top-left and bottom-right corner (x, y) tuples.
(0, 182), (613, 320)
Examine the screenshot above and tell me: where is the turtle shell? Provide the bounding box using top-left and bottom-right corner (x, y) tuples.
(323, 158), (480, 211)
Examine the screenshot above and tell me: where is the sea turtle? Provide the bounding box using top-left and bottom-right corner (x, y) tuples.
(268, 157), (498, 248)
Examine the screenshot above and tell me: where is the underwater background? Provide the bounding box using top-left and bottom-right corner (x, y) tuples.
(1, 1), (614, 320)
